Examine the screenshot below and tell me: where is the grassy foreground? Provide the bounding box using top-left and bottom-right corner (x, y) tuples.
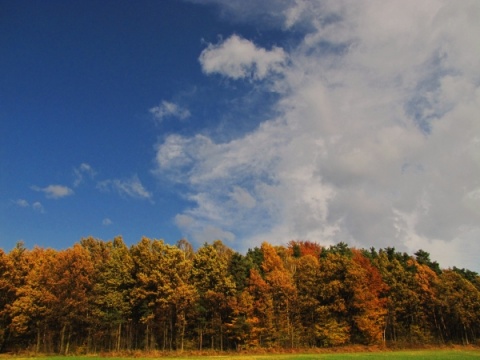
(3, 349), (480, 360)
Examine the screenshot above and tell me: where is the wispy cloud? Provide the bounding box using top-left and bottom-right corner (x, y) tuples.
(199, 34), (286, 80)
(32, 202), (45, 213)
(150, 100), (190, 123)
(102, 218), (113, 226)
(14, 199), (45, 213)
(73, 163), (96, 187)
(97, 175), (153, 201)
(31, 184), (74, 199)
(15, 199), (29, 207)
(156, 1), (480, 271)
(175, 214), (235, 244)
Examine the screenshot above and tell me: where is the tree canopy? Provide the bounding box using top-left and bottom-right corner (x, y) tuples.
(0, 239), (478, 354)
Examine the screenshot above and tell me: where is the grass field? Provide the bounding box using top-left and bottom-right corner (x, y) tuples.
(4, 349), (480, 360)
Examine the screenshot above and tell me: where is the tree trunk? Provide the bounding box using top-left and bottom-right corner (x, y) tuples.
(220, 323), (223, 351)
(163, 323), (167, 350)
(65, 326), (71, 355)
(35, 322), (41, 353)
(60, 324), (66, 354)
(145, 323), (149, 351)
(180, 313), (185, 352)
(117, 323), (122, 351)
(170, 312), (175, 351)
(464, 324), (469, 345)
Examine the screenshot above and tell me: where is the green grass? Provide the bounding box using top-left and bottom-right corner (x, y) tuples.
(5, 349), (480, 360)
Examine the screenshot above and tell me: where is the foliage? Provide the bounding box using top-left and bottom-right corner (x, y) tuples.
(0, 238), (479, 354)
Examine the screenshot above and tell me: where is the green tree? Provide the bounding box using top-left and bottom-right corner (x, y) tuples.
(81, 237), (134, 352)
(436, 270), (480, 344)
(315, 252), (351, 346)
(130, 237), (196, 351)
(191, 242), (235, 350)
(414, 249), (441, 275)
(293, 253), (320, 347)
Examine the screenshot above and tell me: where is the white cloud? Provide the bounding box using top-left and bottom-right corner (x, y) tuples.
(199, 34), (286, 80)
(32, 202), (45, 213)
(175, 214), (195, 228)
(230, 186), (256, 208)
(175, 213), (235, 245)
(32, 184), (74, 199)
(97, 175), (153, 201)
(102, 218), (113, 226)
(156, 0), (480, 271)
(150, 101), (190, 122)
(73, 163), (96, 187)
(15, 199), (29, 207)
(14, 199), (45, 213)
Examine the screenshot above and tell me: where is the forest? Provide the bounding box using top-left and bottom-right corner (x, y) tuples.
(0, 237), (479, 354)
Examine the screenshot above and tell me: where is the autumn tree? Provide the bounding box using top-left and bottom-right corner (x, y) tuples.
(436, 269), (480, 344)
(288, 240), (322, 259)
(315, 251), (352, 346)
(191, 242), (235, 350)
(81, 237), (134, 352)
(0, 249), (15, 352)
(243, 268), (274, 347)
(2, 238), (480, 352)
(130, 237), (196, 351)
(54, 244), (94, 354)
(8, 247), (58, 352)
(293, 253), (320, 347)
(260, 243), (297, 347)
(348, 250), (388, 344)
(373, 249), (413, 344)
(0, 243), (34, 352)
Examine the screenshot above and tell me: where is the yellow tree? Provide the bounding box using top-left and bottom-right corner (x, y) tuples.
(2, 242), (36, 351)
(0, 248), (16, 352)
(260, 242), (297, 347)
(412, 260), (440, 342)
(244, 268), (274, 347)
(293, 253), (320, 347)
(9, 247), (58, 353)
(52, 244), (94, 354)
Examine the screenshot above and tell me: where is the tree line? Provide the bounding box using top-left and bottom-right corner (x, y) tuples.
(0, 237), (479, 354)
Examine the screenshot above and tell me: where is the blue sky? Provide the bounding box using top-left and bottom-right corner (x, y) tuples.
(1, 0), (480, 271)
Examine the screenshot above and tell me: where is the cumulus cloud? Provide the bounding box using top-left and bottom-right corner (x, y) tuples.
(73, 163), (96, 187)
(199, 34), (286, 80)
(150, 101), (191, 122)
(32, 184), (74, 199)
(97, 175), (153, 201)
(156, 0), (480, 271)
